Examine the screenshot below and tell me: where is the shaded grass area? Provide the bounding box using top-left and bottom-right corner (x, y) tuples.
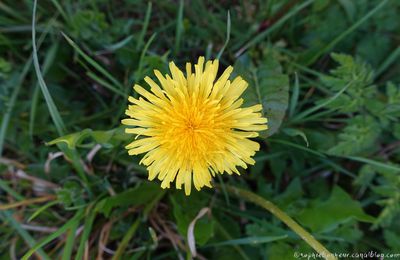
(1, 0), (400, 259)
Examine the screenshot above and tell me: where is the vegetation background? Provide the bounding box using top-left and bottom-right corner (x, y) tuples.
(1, 0), (400, 259)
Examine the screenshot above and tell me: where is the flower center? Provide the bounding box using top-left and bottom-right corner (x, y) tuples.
(185, 120), (197, 131)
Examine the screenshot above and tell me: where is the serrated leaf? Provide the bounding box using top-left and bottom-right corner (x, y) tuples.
(234, 52), (289, 137)
(366, 82), (400, 126)
(368, 162), (400, 228)
(319, 53), (376, 112)
(327, 115), (380, 156)
(385, 82), (400, 118)
(353, 164), (375, 188)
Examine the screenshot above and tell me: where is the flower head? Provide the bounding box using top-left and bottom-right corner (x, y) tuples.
(122, 57), (267, 195)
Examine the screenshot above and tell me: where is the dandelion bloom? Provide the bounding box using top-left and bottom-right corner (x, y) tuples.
(122, 57), (268, 195)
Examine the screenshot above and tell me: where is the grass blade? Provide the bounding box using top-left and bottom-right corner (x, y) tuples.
(29, 84), (40, 139)
(219, 185), (336, 260)
(86, 71), (127, 97)
(29, 42), (59, 138)
(235, 0), (314, 57)
(291, 82), (351, 123)
(216, 11), (231, 60)
(136, 2), (152, 51)
(32, 0), (66, 136)
(0, 211), (50, 260)
(306, 0), (389, 65)
(27, 200), (59, 222)
(112, 218), (140, 260)
(375, 45), (400, 79)
(174, 0), (184, 54)
(289, 72), (299, 118)
(101, 35), (134, 53)
(61, 32), (124, 90)
(136, 33), (157, 80)
(205, 235), (287, 247)
(214, 220), (251, 260)
(49, 0), (69, 22)
(217, 174), (230, 206)
(21, 208), (84, 260)
(0, 178), (24, 201)
(269, 139), (326, 158)
(62, 214), (81, 260)
(343, 156), (400, 173)
(0, 2), (28, 22)
(0, 59), (31, 156)
(75, 206), (96, 260)
(319, 158), (356, 178)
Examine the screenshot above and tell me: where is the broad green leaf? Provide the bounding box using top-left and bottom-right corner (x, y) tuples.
(235, 51), (289, 137)
(297, 186), (375, 232)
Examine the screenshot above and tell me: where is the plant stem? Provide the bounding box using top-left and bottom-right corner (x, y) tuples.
(218, 184), (337, 260)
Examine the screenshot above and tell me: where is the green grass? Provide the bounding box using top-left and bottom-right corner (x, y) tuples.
(1, 0), (400, 259)
(32, 0), (66, 136)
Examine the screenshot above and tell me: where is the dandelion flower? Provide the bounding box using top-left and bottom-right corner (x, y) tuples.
(122, 57), (268, 195)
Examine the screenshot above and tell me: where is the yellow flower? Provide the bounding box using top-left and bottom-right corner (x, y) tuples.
(122, 57), (268, 195)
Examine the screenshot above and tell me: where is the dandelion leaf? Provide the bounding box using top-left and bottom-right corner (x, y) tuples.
(235, 52), (289, 137)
